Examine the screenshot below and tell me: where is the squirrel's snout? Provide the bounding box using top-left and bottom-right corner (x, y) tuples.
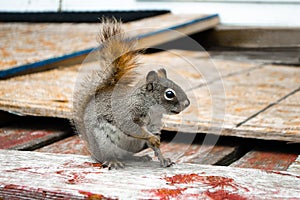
(182, 99), (190, 108)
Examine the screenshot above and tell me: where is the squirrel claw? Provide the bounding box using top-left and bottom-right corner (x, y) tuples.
(160, 157), (174, 168)
(103, 160), (125, 170)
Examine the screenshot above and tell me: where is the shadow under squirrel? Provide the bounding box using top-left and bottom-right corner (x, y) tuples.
(72, 18), (190, 169)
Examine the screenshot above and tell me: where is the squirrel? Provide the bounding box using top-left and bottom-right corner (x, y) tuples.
(72, 18), (190, 169)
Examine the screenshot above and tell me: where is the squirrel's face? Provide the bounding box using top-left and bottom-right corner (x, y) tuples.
(145, 68), (190, 115)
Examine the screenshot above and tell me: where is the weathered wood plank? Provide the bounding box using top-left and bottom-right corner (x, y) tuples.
(237, 89), (300, 142)
(163, 63), (300, 142)
(1, 50), (300, 142)
(36, 133), (237, 165)
(0, 118), (70, 150)
(0, 150), (299, 199)
(0, 50), (258, 118)
(36, 135), (90, 156)
(0, 13), (219, 76)
(230, 149), (298, 171)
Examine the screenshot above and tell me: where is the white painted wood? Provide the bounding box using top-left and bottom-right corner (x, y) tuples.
(0, 150), (299, 199)
(0, 0), (299, 26)
(62, 0), (300, 27)
(0, 0), (60, 12)
(288, 155), (300, 174)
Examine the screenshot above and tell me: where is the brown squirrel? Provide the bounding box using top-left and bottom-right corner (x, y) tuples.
(72, 18), (190, 169)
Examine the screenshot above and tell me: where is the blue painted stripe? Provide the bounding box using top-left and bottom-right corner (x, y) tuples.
(0, 14), (219, 79)
(136, 14), (219, 40)
(0, 48), (96, 78)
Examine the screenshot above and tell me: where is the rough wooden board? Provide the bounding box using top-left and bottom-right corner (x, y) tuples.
(163, 63), (300, 141)
(36, 134), (236, 165)
(211, 49), (300, 66)
(135, 142), (237, 165)
(36, 135), (90, 156)
(207, 26), (300, 48)
(1, 50), (300, 141)
(230, 149), (298, 171)
(0, 63), (81, 118)
(288, 155), (300, 174)
(237, 89), (300, 142)
(0, 13), (219, 72)
(0, 50), (258, 118)
(0, 118), (70, 150)
(0, 150), (299, 199)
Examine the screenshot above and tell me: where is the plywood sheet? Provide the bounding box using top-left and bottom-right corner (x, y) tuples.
(0, 150), (299, 199)
(0, 13), (219, 75)
(0, 50), (299, 142)
(237, 89), (300, 142)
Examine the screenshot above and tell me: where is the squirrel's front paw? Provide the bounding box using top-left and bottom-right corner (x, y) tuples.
(160, 157), (174, 168)
(103, 160), (125, 170)
(148, 135), (160, 148)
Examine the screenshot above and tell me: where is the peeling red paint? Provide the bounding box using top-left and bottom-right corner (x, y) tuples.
(234, 151), (298, 171)
(204, 190), (247, 200)
(144, 188), (187, 200)
(164, 173), (249, 191)
(56, 170), (85, 184)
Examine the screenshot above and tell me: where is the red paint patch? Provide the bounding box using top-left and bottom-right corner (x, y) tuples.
(56, 170), (86, 184)
(164, 174), (249, 191)
(234, 151), (298, 171)
(144, 188), (187, 200)
(204, 190), (246, 200)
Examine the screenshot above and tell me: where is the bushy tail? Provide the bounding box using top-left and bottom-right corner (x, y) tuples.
(71, 18), (139, 137)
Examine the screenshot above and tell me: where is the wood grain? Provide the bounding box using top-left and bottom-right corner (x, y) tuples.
(0, 14), (219, 72)
(237, 88), (300, 142)
(0, 150), (299, 199)
(36, 133), (236, 165)
(230, 149), (298, 171)
(0, 118), (70, 150)
(36, 135), (90, 156)
(0, 50), (299, 142)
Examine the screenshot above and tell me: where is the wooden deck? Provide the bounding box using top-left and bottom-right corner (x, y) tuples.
(0, 14), (300, 199)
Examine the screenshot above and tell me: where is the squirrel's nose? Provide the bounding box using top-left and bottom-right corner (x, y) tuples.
(182, 99), (190, 108)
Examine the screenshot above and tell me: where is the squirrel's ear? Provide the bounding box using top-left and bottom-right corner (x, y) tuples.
(157, 68), (167, 78)
(146, 71), (158, 83)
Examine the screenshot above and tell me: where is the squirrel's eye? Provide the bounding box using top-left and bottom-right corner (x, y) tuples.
(164, 88), (176, 100)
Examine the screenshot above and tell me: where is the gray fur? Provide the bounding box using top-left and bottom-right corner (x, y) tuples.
(72, 19), (190, 169)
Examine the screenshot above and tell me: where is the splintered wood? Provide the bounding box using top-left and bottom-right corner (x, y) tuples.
(0, 49), (299, 142)
(0, 150), (299, 199)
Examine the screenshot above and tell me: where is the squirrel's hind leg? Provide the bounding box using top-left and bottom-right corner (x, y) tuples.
(150, 145), (174, 168)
